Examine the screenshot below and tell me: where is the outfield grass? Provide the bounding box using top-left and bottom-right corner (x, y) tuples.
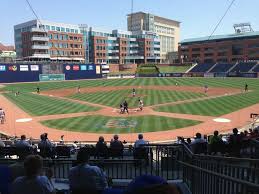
(155, 91), (259, 116)
(3, 93), (100, 116)
(41, 115), (201, 134)
(3, 78), (259, 93)
(158, 65), (191, 73)
(69, 89), (206, 108)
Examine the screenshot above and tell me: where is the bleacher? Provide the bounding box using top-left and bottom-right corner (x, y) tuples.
(252, 64), (259, 72)
(230, 61), (258, 73)
(189, 63), (215, 73)
(208, 63), (235, 73)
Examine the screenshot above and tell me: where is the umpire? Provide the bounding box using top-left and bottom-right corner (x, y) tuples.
(123, 100), (129, 114)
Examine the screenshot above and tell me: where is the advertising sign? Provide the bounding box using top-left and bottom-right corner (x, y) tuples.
(30, 65), (39, 71)
(20, 65), (29, 71)
(0, 65), (6, 71)
(39, 74), (65, 81)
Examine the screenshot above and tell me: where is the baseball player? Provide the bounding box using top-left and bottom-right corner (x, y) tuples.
(77, 85), (81, 93)
(245, 83), (248, 92)
(139, 99), (144, 111)
(132, 88), (136, 97)
(204, 85), (208, 94)
(123, 100), (129, 114)
(36, 86), (40, 94)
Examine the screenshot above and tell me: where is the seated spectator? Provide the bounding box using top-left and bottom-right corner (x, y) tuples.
(228, 128), (242, 156)
(9, 155), (26, 183)
(15, 135), (31, 148)
(134, 134), (147, 148)
(69, 148), (108, 194)
(190, 133), (207, 154)
(95, 136), (108, 158)
(209, 130), (225, 154)
(38, 133), (55, 158)
(59, 135), (64, 144)
(110, 135), (124, 158)
(124, 175), (180, 194)
(0, 138), (5, 147)
(11, 155), (55, 194)
(187, 138), (192, 145)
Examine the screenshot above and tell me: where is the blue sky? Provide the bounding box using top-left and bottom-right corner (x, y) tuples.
(1, 0), (259, 45)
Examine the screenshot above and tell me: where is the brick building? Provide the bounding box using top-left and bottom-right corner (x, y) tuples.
(179, 31), (259, 64)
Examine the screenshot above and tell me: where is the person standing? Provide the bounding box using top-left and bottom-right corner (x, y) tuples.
(138, 99), (144, 111)
(245, 83), (248, 92)
(36, 86), (40, 94)
(204, 85), (208, 94)
(77, 85), (81, 93)
(132, 88), (136, 97)
(123, 100), (129, 114)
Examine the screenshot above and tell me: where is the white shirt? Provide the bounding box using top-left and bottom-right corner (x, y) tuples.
(11, 176), (54, 194)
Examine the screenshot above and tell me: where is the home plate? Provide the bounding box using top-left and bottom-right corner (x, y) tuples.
(16, 118), (32, 123)
(213, 118), (231, 123)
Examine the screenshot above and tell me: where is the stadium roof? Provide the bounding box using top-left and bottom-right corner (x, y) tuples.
(180, 31), (259, 44)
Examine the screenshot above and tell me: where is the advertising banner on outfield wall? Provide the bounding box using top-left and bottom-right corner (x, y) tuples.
(158, 73), (183, 77)
(204, 73), (215, 78)
(241, 73), (257, 78)
(191, 73), (204, 77)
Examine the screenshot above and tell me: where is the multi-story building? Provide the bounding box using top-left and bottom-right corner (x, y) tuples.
(14, 20), (85, 62)
(179, 31), (259, 64)
(127, 12), (180, 62)
(14, 20), (160, 64)
(88, 27), (160, 64)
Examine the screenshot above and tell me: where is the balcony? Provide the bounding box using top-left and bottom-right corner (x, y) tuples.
(32, 53), (50, 58)
(108, 43), (119, 47)
(130, 44), (139, 47)
(125, 56), (144, 60)
(31, 45), (49, 50)
(154, 44), (160, 48)
(108, 56), (119, 59)
(31, 28), (46, 33)
(108, 50), (119, 53)
(31, 36), (49, 42)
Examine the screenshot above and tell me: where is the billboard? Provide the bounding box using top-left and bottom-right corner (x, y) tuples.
(39, 74), (65, 81)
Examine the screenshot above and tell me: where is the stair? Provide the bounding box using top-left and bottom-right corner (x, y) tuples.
(227, 62), (238, 73)
(249, 63), (259, 72)
(206, 63), (218, 73)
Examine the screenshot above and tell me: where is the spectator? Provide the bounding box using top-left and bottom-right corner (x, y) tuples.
(95, 136), (108, 158)
(69, 148), (108, 194)
(0, 138), (5, 147)
(125, 175), (180, 194)
(187, 138), (192, 145)
(228, 128), (242, 156)
(15, 135), (31, 148)
(110, 135), (124, 158)
(134, 134), (148, 148)
(110, 135), (124, 150)
(209, 131), (222, 145)
(191, 133), (205, 145)
(59, 135), (64, 144)
(38, 133), (55, 158)
(190, 133), (207, 154)
(11, 155), (55, 194)
(9, 155), (26, 183)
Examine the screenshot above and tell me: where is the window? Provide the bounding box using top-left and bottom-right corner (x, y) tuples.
(51, 26), (55, 31)
(71, 29), (75, 33)
(48, 34), (52, 39)
(46, 25), (50, 30)
(54, 43), (58, 48)
(66, 28), (70, 33)
(49, 43), (53, 47)
(59, 35), (63, 40)
(75, 29), (78, 34)
(61, 27), (65, 32)
(56, 27), (61, 31)
(54, 34), (58, 40)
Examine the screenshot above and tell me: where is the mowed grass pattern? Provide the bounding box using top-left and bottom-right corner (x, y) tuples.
(155, 91), (259, 116)
(3, 93), (99, 116)
(41, 115), (201, 133)
(3, 77), (259, 93)
(69, 89), (206, 108)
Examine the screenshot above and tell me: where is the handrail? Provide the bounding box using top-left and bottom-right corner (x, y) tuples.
(178, 160), (259, 188)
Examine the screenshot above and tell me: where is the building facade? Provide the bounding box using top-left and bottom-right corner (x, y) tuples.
(127, 12), (180, 62)
(14, 20), (85, 62)
(88, 28), (160, 64)
(14, 20), (160, 64)
(179, 31), (259, 64)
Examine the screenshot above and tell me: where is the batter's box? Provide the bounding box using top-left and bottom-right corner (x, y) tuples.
(105, 119), (137, 128)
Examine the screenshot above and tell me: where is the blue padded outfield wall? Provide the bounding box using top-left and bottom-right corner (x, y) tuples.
(0, 63), (102, 83)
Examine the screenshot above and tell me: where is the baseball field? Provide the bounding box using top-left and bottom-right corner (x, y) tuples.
(1, 77), (259, 142)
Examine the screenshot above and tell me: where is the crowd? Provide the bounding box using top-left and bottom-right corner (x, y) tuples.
(178, 127), (259, 157)
(0, 132), (184, 194)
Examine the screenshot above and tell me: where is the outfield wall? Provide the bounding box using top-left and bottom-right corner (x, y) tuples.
(0, 63), (102, 83)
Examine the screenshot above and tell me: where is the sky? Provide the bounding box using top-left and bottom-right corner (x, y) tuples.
(1, 0), (259, 45)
